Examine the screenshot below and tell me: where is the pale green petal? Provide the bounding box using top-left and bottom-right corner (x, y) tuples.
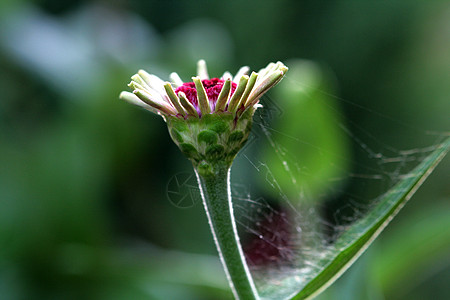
(169, 72), (184, 87)
(197, 59), (209, 80)
(233, 66), (250, 83)
(164, 82), (187, 115)
(193, 76), (211, 114)
(228, 75), (249, 113)
(215, 79), (232, 112)
(119, 91), (158, 113)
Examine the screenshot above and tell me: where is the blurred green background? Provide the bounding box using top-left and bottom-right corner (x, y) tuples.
(0, 1), (449, 299)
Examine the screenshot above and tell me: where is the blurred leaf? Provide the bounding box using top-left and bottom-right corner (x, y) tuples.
(370, 202), (450, 299)
(51, 243), (230, 300)
(315, 252), (382, 300)
(259, 59), (350, 203)
(288, 137), (449, 299)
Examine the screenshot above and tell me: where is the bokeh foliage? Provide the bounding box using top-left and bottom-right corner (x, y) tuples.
(0, 1), (449, 299)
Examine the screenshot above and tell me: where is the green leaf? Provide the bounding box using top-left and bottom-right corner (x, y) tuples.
(259, 59), (350, 203)
(289, 136), (450, 299)
(370, 202), (450, 298)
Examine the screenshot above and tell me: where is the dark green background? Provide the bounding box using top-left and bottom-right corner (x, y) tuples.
(1, 1), (449, 299)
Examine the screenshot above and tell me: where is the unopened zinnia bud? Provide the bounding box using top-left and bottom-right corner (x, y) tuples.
(120, 59), (288, 175)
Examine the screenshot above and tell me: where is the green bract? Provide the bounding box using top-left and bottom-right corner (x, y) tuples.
(166, 109), (253, 176)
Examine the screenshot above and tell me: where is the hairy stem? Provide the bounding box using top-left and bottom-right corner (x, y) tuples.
(195, 163), (259, 300)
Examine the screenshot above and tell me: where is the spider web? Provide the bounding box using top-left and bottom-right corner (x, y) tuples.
(227, 76), (448, 299)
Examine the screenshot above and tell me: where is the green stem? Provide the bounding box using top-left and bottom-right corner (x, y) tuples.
(195, 163), (259, 300)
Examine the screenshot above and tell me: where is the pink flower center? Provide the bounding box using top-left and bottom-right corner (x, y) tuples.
(175, 78), (237, 111)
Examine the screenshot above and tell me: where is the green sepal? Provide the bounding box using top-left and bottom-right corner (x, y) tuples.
(166, 109), (255, 168)
(198, 130), (218, 144)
